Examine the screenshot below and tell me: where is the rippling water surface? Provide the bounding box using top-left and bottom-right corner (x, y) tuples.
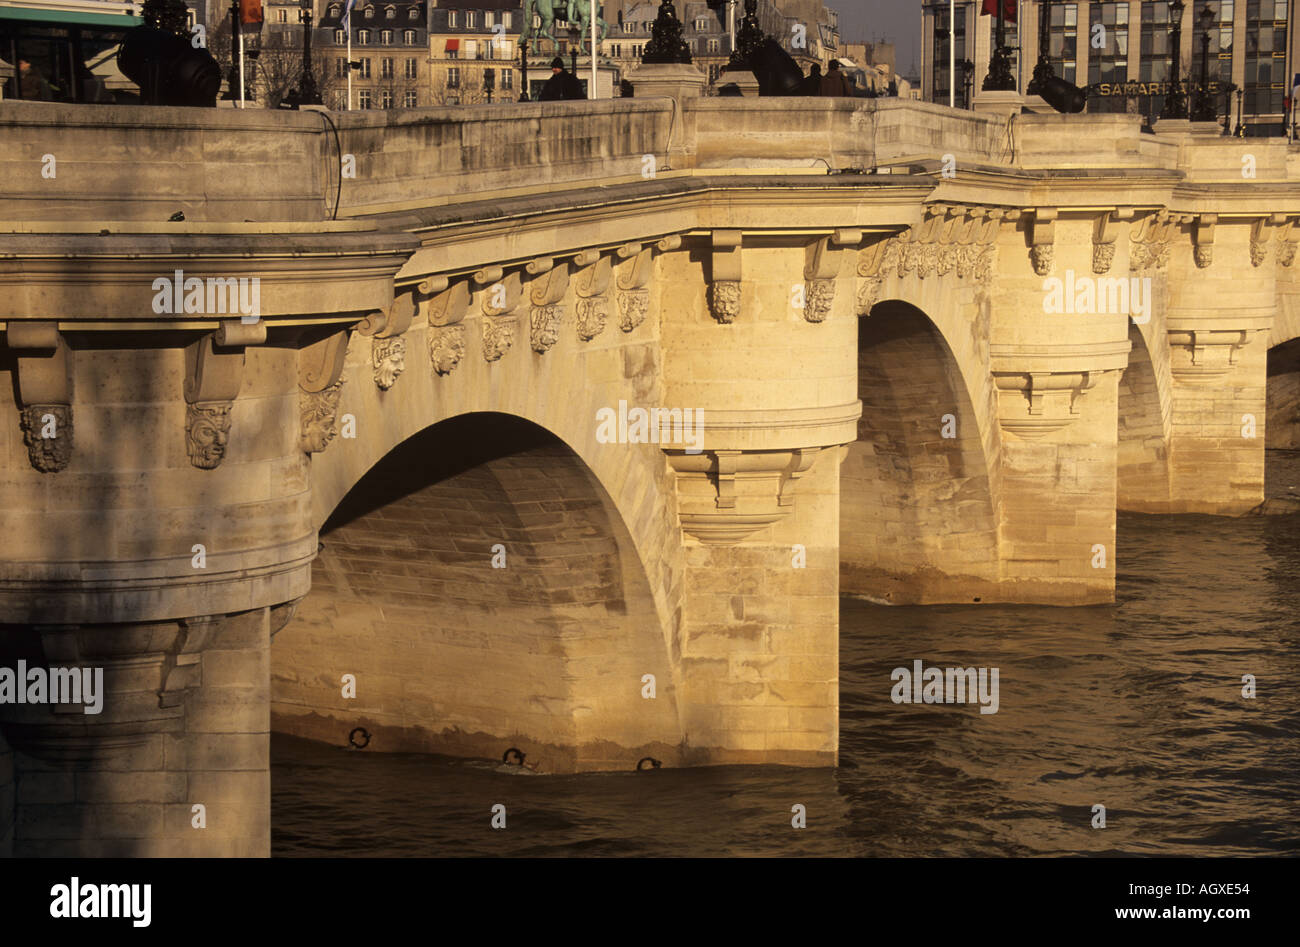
(272, 452), (1300, 857)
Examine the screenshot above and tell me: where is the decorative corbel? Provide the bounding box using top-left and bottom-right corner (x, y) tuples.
(616, 242), (653, 332)
(357, 297), (415, 391)
(665, 447), (830, 544)
(573, 250), (612, 341)
(1093, 207), (1133, 274)
(993, 370), (1100, 438)
(182, 319), (265, 470)
(1277, 217), (1298, 267)
(855, 235), (896, 316)
(1167, 328), (1255, 382)
(424, 276), (472, 372)
(527, 257), (570, 353)
(802, 229), (862, 323)
(709, 230), (743, 324)
(1029, 208), (1057, 276)
(298, 328), (350, 454)
(8, 321), (74, 473)
(1251, 218), (1272, 267)
(1193, 213), (1217, 269)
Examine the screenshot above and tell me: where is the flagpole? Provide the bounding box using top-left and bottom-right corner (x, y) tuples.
(239, 27), (246, 107)
(347, 18), (352, 110)
(590, 1), (597, 99)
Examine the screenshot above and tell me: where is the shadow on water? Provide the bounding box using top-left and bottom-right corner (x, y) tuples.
(272, 453), (1300, 857)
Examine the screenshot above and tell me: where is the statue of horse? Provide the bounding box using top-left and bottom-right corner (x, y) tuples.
(521, 0), (607, 53)
(521, 0), (561, 47)
(567, 0), (608, 53)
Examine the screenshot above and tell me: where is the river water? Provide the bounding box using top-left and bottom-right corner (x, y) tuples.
(271, 452), (1300, 857)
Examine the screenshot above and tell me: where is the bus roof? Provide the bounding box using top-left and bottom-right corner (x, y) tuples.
(0, 0), (142, 27)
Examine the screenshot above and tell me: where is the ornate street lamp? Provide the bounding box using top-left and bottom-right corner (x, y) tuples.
(1027, 1), (1084, 111)
(1160, 0), (1186, 120)
(1191, 4), (1215, 121)
(295, 0), (322, 106)
(982, 0), (1015, 91)
(1221, 79), (1237, 135)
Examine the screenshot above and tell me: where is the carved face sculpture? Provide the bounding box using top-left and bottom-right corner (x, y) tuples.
(299, 383), (343, 454)
(372, 336), (406, 390)
(187, 403), (231, 469)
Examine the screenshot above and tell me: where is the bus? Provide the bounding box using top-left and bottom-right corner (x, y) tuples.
(0, 0), (143, 103)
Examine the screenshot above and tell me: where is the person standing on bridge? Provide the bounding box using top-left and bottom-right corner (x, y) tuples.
(820, 60), (853, 98)
(538, 56), (585, 102)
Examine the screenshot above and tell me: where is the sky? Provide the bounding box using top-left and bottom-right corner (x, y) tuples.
(827, 0), (920, 77)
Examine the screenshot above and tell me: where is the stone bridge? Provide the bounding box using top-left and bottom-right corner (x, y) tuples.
(2, 95), (1298, 855)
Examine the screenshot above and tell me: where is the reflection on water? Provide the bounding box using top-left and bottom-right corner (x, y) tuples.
(272, 452), (1300, 857)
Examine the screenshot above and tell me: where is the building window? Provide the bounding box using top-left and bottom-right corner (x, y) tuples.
(1087, 2), (1128, 113)
(1140, 1), (1175, 114)
(363, 5), (373, 19)
(448, 11), (458, 28)
(358, 29), (370, 44)
(381, 89), (393, 108)
(359, 58), (371, 77)
(328, 3), (340, 17)
(502, 69), (513, 89)
(1213, 0), (1236, 86)
(384, 5), (395, 19)
(276, 9), (287, 23)
(448, 67), (460, 88)
(358, 89), (372, 108)
(381, 57), (394, 78)
(502, 12), (512, 29)
(405, 57), (417, 79)
(707, 38), (719, 54)
(709, 64), (720, 82)
(466, 11), (475, 28)
(405, 90), (418, 106)
(623, 22), (634, 34)
(930, 2), (966, 105)
(336, 57), (347, 77)
(695, 18), (708, 32)
(409, 8), (418, 20)
(1046, 2), (1078, 84)
(1245, 0), (1287, 117)
(465, 39), (479, 59)
(485, 11), (495, 28)
(447, 43), (458, 59)
(380, 29), (392, 44)
(633, 44), (642, 58)
(335, 29), (345, 44)
(403, 29), (415, 44)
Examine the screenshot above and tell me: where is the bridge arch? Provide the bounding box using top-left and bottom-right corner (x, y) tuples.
(841, 299), (1001, 603)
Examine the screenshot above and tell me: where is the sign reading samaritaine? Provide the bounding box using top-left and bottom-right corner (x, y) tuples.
(1093, 80), (1226, 97)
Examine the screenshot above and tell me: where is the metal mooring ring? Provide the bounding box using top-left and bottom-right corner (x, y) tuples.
(636, 757), (662, 771)
(348, 727), (371, 749)
(502, 747), (526, 765)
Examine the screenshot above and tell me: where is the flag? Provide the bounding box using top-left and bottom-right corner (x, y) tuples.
(981, 0), (1017, 21)
(342, 0), (357, 32)
(239, 0), (263, 27)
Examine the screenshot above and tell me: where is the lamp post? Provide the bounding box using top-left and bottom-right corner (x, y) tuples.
(1221, 79), (1237, 135)
(1235, 85), (1245, 135)
(1191, 4), (1215, 121)
(960, 58), (974, 107)
(296, 0), (322, 106)
(1160, 0), (1186, 120)
(519, 39), (530, 101)
(1028, 0), (1056, 95)
(982, 0), (1016, 91)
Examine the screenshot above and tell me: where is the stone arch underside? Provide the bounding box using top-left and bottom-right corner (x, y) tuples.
(271, 413), (683, 773)
(841, 300), (1000, 604)
(1118, 322), (1174, 511)
(1268, 289), (1300, 447)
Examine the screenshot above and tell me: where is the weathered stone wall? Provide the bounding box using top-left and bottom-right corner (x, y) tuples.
(271, 420), (681, 772)
(1266, 340), (1300, 448)
(2, 610), (269, 857)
